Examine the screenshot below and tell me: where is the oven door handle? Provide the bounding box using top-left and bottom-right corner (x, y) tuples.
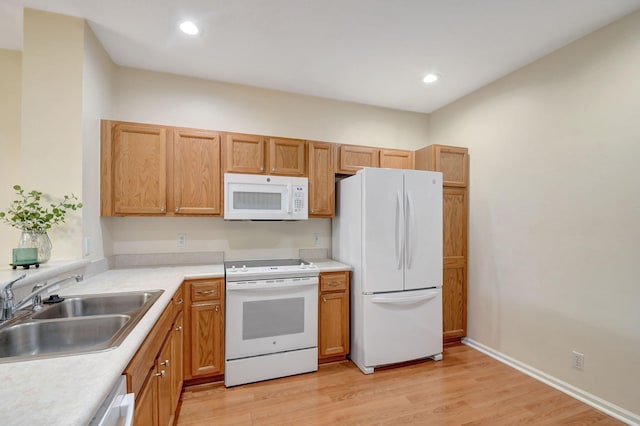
(226, 278), (318, 291)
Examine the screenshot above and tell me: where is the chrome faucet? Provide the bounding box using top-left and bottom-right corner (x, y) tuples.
(0, 273), (84, 323)
(1, 274), (27, 322)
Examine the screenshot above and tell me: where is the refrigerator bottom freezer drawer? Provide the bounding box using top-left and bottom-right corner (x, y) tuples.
(362, 288), (442, 369)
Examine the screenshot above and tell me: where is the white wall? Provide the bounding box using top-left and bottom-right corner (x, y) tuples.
(111, 67), (429, 149)
(429, 10), (640, 416)
(20, 9), (84, 260)
(106, 66), (429, 258)
(0, 50), (22, 262)
(82, 22), (114, 261)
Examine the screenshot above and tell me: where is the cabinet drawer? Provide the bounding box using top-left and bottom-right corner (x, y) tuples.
(320, 271), (348, 292)
(191, 280), (222, 302)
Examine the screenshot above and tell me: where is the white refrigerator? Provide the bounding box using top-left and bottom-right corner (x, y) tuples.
(332, 167), (443, 374)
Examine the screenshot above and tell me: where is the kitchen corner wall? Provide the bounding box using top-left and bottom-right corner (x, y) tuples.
(0, 50), (22, 263)
(428, 10), (640, 416)
(105, 65), (429, 258)
(82, 21), (114, 261)
(20, 9), (84, 260)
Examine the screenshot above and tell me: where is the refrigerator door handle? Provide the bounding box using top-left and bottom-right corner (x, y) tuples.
(395, 192), (404, 269)
(406, 192), (415, 269)
(370, 291), (439, 305)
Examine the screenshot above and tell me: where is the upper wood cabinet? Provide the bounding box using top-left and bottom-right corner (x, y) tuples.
(102, 121), (168, 215)
(380, 149), (414, 170)
(336, 144), (380, 174)
(415, 145), (468, 187)
(101, 120), (222, 217)
(223, 133), (307, 176)
(223, 133), (266, 174)
(268, 137), (306, 176)
(308, 141), (335, 217)
(173, 129), (221, 215)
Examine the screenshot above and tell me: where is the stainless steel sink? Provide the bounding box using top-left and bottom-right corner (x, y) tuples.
(0, 290), (164, 362)
(0, 315), (131, 358)
(32, 291), (162, 319)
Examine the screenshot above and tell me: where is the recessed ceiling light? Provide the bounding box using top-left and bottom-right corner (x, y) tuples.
(179, 21), (199, 35)
(423, 73), (439, 84)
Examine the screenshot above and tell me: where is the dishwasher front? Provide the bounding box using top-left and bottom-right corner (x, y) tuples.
(90, 375), (135, 426)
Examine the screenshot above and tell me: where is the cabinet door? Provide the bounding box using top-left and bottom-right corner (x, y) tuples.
(268, 137), (305, 176)
(173, 129), (221, 215)
(380, 149), (414, 169)
(319, 291), (349, 358)
(190, 301), (224, 377)
(134, 371), (157, 426)
(223, 133), (265, 174)
(336, 145), (379, 174)
(414, 144), (468, 187)
(435, 145), (468, 187)
(112, 123), (167, 214)
(156, 336), (173, 426)
(171, 311), (184, 410)
(442, 187), (468, 342)
(308, 141), (335, 217)
(443, 264), (467, 341)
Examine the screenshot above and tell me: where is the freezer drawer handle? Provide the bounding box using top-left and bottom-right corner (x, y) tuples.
(370, 292), (438, 305)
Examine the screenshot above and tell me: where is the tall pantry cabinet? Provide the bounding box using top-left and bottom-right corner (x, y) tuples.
(415, 145), (469, 344)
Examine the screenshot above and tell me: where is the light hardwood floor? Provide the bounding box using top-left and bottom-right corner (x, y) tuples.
(176, 344), (620, 425)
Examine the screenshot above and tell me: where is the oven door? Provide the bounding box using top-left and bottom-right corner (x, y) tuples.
(225, 277), (318, 360)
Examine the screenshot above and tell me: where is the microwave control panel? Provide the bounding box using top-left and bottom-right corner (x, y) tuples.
(293, 186), (305, 212)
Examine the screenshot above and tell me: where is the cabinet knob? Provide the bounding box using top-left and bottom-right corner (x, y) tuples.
(175, 298), (183, 305)
(311, 209), (314, 213)
(175, 326), (183, 332)
(272, 167), (275, 172)
(155, 370), (166, 378)
(260, 166), (264, 171)
(160, 207), (165, 212)
(160, 359), (170, 367)
(175, 207), (179, 213)
(215, 305), (220, 312)
(322, 297), (327, 303)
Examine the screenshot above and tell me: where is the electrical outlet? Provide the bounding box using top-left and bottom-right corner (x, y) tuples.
(572, 350), (584, 370)
(313, 233), (320, 246)
(177, 233), (187, 248)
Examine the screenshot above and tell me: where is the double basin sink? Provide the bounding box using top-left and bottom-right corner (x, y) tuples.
(0, 290), (163, 362)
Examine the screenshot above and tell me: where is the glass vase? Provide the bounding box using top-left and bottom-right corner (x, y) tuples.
(18, 231), (52, 264)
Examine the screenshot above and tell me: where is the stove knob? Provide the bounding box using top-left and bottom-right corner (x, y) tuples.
(231, 266), (236, 272)
(309, 262), (315, 268)
(300, 262), (307, 269)
(242, 265), (248, 272)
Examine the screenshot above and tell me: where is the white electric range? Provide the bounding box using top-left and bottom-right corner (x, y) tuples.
(224, 259), (320, 387)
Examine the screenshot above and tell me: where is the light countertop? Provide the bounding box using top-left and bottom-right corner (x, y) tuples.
(0, 263), (224, 426)
(0, 258), (348, 425)
(305, 258), (351, 272)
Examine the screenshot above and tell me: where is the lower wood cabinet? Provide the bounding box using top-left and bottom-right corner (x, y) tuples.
(125, 286), (183, 426)
(318, 271), (350, 362)
(184, 278), (225, 381)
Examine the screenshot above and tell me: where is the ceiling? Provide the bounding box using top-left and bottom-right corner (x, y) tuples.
(2, 0), (640, 113)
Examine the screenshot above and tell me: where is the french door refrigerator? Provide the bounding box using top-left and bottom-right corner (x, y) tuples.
(332, 167), (443, 374)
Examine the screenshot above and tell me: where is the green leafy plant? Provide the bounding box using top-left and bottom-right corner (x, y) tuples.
(0, 185), (83, 232)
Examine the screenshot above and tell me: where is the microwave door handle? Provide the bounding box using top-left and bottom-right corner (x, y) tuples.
(287, 184), (293, 213)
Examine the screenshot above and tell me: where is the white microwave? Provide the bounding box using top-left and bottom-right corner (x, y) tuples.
(224, 173), (308, 220)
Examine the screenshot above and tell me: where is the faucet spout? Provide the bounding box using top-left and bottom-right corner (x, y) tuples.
(1, 274), (27, 322)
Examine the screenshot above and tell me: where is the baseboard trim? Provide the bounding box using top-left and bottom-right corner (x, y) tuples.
(462, 338), (639, 425)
